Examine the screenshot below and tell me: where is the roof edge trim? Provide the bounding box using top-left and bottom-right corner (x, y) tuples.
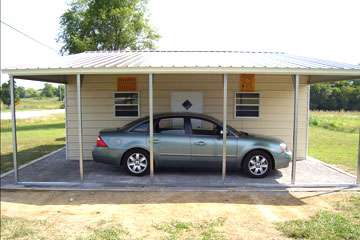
(3, 67), (360, 76)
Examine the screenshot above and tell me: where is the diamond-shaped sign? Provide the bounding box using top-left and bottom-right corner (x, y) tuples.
(182, 99), (192, 110)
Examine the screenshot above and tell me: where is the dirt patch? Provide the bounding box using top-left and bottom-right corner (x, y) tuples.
(0, 190), (352, 239)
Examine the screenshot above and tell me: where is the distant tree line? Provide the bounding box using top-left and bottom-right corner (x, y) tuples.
(1, 80), (64, 107)
(310, 80), (360, 111)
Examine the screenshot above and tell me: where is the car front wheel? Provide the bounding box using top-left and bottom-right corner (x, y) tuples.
(242, 150), (272, 178)
(124, 149), (150, 176)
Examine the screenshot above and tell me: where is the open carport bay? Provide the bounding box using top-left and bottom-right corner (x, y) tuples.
(0, 148), (356, 189)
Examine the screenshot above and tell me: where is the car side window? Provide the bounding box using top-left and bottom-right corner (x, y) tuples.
(156, 117), (185, 135)
(190, 118), (221, 136)
(131, 121), (149, 132)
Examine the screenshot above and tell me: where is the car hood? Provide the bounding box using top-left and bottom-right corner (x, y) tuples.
(245, 133), (284, 144)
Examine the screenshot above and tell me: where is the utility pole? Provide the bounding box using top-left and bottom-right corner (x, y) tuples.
(59, 85), (62, 101)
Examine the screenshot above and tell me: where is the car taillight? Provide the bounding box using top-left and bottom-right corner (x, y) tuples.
(97, 136), (107, 147)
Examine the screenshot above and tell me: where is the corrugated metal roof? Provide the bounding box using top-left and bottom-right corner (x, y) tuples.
(5, 50), (360, 70)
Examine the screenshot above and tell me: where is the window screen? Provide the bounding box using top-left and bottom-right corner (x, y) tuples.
(114, 92), (139, 117)
(235, 92), (260, 117)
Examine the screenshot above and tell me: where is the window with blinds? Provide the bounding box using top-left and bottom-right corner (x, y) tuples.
(235, 92), (260, 118)
(114, 92), (139, 118)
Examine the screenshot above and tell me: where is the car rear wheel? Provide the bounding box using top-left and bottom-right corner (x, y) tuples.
(124, 149), (149, 176)
(242, 150), (272, 178)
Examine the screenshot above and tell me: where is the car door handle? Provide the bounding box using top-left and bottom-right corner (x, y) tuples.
(153, 139), (160, 144)
(194, 141), (206, 146)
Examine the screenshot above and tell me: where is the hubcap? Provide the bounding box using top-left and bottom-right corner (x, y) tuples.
(248, 155), (268, 176)
(127, 153), (147, 174)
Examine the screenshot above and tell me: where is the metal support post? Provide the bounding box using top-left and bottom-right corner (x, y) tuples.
(65, 84), (68, 160)
(222, 74), (228, 183)
(357, 128), (360, 184)
(291, 74), (299, 185)
(149, 73), (154, 183)
(10, 76), (19, 183)
(77, 74), (84, 183)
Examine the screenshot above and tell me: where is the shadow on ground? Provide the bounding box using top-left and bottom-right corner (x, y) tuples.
(1, 144), (65, 174)
(0, 189), (306, 206)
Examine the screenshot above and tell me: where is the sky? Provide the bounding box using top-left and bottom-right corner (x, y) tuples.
(1, 0), (360, 89)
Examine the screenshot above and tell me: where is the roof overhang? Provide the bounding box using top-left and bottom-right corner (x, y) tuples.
(4, 67), (360, 84)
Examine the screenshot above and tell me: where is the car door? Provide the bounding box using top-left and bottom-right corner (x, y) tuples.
(189, 117), (237, 168)
(189, 117), (221, 168)
(152, 117), (191, 167)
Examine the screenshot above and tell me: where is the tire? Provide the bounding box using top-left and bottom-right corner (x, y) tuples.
(123, 149), (150, 176)
(242, 150), (273, 178)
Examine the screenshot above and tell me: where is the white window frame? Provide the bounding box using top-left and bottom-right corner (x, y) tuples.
(114, 92), (140, 118)
(234, 92), (260, 118)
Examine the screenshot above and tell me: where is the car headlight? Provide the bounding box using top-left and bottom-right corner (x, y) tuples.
(280, 143), (287, 153)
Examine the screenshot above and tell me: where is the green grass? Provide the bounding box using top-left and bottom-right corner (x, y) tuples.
(153, 217), (226, 240)
(0, 114), (65, 174)
(308, 127), (359, 174)
(308, 111), (359, 175)
(77, 221), (129, 240)
(310, 110), (360, 133)
(0, 216), (48, 240)
(1, 97), (63, 112)
(0, 217), (226, 240)
(277, 195), (360, 240)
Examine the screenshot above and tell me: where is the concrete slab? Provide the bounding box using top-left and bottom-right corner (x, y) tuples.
(1, 148), (357, 189)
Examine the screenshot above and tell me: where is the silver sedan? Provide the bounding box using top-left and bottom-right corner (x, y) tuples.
(92, 112), (291, 178)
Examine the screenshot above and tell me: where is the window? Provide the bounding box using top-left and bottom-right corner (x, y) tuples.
(235, 92), (260, 118)
(114, 92), (139, 117)
(190, 118), (221, 136)
(131, 122), (149, 132)
(156, 117), (185, 135)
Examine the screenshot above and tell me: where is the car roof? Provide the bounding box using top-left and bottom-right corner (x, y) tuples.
(122, 112), (222, 131)
(153, 112), (218, 119)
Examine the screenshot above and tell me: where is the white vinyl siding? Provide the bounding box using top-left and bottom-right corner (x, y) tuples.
(65, 74), (309, 160)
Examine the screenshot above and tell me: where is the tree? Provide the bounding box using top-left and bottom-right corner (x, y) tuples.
(57, 0), (161, 54)
(40, 83), (55, 97)
(25, 88), (40, 98)
(1, 80), (19, 108)
(17, 86), (26, 98)
(310, 80), (360, 111)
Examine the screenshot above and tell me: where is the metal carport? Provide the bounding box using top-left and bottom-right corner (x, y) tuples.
(3, 51), (360, 187)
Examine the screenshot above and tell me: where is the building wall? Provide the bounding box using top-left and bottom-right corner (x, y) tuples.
(66, 74), (309, 160)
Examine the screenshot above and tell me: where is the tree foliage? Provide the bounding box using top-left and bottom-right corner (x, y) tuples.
(41, 83), (55, 97)
(25, 88), (40, 98)
(0, 80), (20, 107)
(17, 86), (26, 98)
(58, 0), (161, 54)
(310, 80), (360, 111)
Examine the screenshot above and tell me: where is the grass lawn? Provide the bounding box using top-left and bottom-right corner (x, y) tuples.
(308, 111), (359, 175)
(1, 97), (63, 112)
(277, 195), (360, 240)
(0, 114), (65, 174)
